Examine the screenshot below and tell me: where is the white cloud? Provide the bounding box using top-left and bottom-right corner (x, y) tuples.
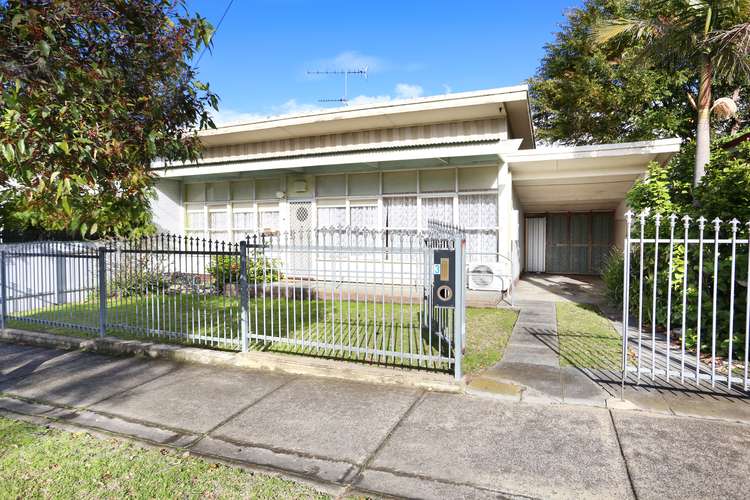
(395, 83), (423, 99)
(307, 50), (384, 75)
(209, 108), (267, 126)
(207, 82), (427, 127)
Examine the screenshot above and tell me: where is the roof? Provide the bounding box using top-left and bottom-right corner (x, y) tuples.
(197, 85), (535, 149)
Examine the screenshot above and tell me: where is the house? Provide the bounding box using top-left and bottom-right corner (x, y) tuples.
(151, 85), (680, 289)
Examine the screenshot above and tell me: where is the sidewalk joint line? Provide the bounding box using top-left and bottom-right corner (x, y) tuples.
(346, 389), (426, 487)
(608, 409), (639, 500)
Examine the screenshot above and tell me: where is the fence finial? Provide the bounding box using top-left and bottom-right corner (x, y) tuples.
(697, 216), (707, 229)
(712, 217), (722, 230)
(653, 213), (662, 225)
(668, 213), (678, 226)
(729, 218), (740, 232)
(682, 214), (692, 227)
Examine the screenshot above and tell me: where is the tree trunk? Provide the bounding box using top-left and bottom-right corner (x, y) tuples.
(694, 56), (712, 187)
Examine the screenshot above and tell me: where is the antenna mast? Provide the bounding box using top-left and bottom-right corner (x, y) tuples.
(306, 67), (368, 105)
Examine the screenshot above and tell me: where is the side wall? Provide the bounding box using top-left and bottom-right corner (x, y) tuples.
(152, 179), (183, 234)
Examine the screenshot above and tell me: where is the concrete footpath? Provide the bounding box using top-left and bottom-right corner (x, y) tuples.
(2, 341), (750, 499)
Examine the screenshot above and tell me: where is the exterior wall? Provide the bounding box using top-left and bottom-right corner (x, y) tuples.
(152, 179), (183, 234)
(200, 118), (507, 165)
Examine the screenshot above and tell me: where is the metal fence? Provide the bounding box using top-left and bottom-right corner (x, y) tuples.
(622, 211), (750, 393)
(1, 226), (466, 378)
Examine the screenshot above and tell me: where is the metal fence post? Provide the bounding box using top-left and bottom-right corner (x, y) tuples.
(239, 240), (249, 352)
(621, 211), (632, 400)
(0, 250), (6, 331)
(98, 246), (107, 337)
(453, 235), (465, 381)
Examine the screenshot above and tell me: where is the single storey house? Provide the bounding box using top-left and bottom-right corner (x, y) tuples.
(151, 85), (680, 292)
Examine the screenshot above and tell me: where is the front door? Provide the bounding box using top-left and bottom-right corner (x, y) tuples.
(544, 212), (613, 274)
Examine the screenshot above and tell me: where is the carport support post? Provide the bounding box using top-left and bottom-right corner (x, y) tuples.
(98, 247), (107, 337)
(239, 240), (249, 352)
(0, 251), (6, 331)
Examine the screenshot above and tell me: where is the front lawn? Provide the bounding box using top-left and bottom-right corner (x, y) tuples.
(0, 416), (327, 499)
(6, 293), (516, 373)
(462, 307), (518, 375)
(556, 302), (621, 369)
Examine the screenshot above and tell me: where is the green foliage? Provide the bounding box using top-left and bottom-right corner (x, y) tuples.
(604, 132), (750, 358)
(207, 255), (284, 287)
(0, 1), (218, 238)
(107, 253), (169, 298)
(601, 249), (625, 306)
(530, 0), (749, 145)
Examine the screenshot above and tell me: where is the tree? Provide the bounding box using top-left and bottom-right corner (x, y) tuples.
(530, 0), (696, 145)
(0, 0), (218, 238)
(593, 0), (750, 186)
(530, 0), (750, 147)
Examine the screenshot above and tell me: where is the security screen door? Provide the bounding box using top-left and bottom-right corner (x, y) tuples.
(544, 212), (613, 274)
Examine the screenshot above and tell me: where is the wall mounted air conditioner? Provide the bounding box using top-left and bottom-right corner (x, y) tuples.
(467, 262), (510, 292)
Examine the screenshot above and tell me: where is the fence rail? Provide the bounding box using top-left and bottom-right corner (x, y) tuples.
(1, 227), (466, 378)
(622, 211), (750, 393)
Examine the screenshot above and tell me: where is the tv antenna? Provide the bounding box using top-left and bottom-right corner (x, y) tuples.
(306, 67), (368, 105)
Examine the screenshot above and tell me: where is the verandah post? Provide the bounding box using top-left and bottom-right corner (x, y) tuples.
(98, 246), (107, 337)
(239, 240), (249, 352)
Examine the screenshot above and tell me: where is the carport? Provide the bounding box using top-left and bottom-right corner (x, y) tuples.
(505, 138), (680, 275)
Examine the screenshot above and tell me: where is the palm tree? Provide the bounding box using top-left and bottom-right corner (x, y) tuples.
(593, 1), (750, 187)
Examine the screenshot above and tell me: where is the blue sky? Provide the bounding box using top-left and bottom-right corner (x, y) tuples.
(186, 0), (582, 124)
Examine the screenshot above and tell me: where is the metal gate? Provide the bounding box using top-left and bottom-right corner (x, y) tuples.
(622, 211), (749, 394)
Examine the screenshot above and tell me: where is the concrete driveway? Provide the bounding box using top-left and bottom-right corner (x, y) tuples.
(1, 341), (750, 499)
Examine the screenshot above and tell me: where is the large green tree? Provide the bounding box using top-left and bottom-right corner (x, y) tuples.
(594, 0), (750, 186)
(530, 0), (749, 150)
(0, 0), (218, 238)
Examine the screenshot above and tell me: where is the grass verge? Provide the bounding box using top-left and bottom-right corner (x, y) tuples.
(462, 307), (518, 375)
(0, 415), (328, 499)
(556, 302), (621, 369)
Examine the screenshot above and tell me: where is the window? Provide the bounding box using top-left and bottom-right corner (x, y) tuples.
(232, 181), (253, 200)
(459, 194), (497, 228)
(258, 210), (279, 232)
(255, 178), (280, 200)
(419, 169), (454, 192)
(350, 205), (377, 228)
(459, 194), (499, 261)
(207, 182), (229, 201)
(316, 175), (346, 197)
(382, 171), (417, 194)
(317, 206), (346, 227)
(208, 208), (229, 242)
(384, 197), (417, 229)
(458, 166), (498, 191)
(186, 184), (205, 202)
(348, 173), (379, 196)
(421, 197), (454, 227)
(232, 210), (256, 242)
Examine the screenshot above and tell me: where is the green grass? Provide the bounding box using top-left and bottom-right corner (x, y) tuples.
(462, 307), (518, 375)
(0, 416), (327, 499)
(8, 293), (511, 371)
(556, 302), (622, 369)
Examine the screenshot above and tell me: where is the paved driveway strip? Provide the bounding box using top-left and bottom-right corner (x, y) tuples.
(1, 341), (750, 499)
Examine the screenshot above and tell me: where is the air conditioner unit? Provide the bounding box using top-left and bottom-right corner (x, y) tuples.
(467, 262), (510, 292)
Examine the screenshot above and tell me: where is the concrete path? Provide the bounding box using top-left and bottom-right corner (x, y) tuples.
(469, 300), (609, 406)
(2, 341), (750, 499)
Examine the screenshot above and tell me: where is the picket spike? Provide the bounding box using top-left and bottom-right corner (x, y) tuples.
(729, 218), (740, 231)
(668, 213), (678, 226)
(712, 217), (722, 229)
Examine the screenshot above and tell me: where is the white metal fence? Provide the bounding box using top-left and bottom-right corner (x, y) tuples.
(622, 211), (750, 393)
(1, 226), (467, 378)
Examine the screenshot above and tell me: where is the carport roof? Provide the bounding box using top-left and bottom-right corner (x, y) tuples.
(505, 138), (682, 212)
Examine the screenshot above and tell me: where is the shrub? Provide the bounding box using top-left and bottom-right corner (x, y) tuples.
(108, 253), (169, 297)
(207, 255), (283, 288)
